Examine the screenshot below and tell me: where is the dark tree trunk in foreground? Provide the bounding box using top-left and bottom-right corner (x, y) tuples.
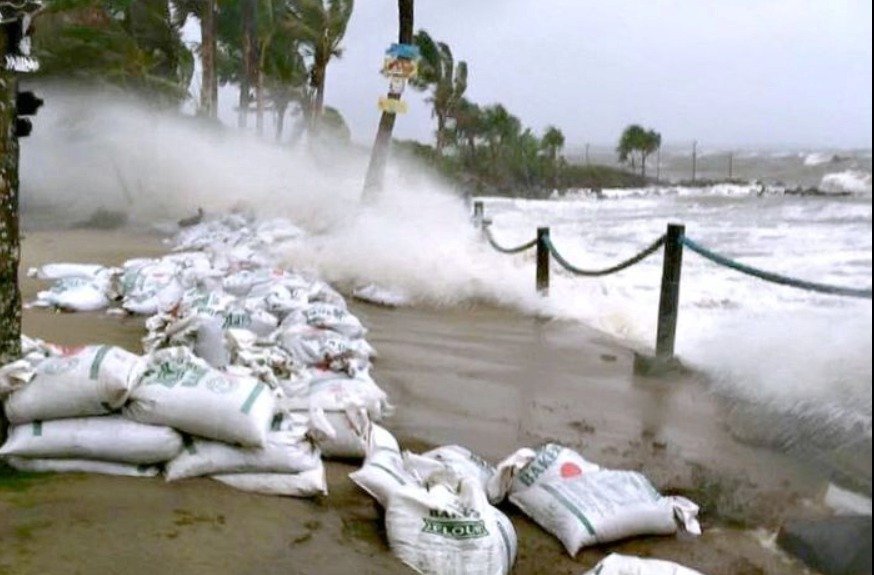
(200, 0), (218, 119)
(362, 0), (414, 201)
(0, 28), (22, 366)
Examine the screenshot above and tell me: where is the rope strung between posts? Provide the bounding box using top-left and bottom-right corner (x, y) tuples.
(543, 234), (667, 277)
(483, 225), (538, 254)
(681, 236), (873, 300)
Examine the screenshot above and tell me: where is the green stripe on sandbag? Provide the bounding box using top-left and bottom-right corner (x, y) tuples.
(541, 483), (596, 537)
(89, 346), (113, 380)
(371, 463), (407, 486)
(240, 382), (266, 415)
(32, 421), (43, 437)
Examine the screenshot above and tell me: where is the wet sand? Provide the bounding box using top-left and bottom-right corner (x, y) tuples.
(1, 228), (833, 574)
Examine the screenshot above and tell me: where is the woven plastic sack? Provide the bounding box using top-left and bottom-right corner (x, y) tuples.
(5, 456), (159, 477)
(0, 416), (182, 464)
(124, 348), (276, 447)
(583, 554), (706, 575)
(165, 416), (320, 480)
(213, 463), (327, 498)
(387, 475), (517, 575)
(4, 346), (141, 424)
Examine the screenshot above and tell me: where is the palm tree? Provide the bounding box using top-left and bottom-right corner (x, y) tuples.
(172, 0), (218, 118)
(283, 0), (354, 129)
(618, 124), (661, 177)
(541, 126), (565, 163)
(413, 31), (467, 155)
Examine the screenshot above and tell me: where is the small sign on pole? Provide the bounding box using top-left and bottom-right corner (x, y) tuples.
(378, 96), (408, 115)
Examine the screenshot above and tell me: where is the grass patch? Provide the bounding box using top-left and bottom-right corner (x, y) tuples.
(0, 463), (53, 493)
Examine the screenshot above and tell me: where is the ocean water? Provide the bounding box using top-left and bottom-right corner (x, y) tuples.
(22, 90), (873, 492)
(478, 182), (873, 493)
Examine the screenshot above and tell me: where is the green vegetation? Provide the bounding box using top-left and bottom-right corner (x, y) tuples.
(617, 124), (662, 178)
(31, 2), (648, 196)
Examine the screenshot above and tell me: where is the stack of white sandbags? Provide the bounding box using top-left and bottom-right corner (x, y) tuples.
(0, 346), (177, 477)
(350, 426), (517, 575)
(488, 443), (702, 557)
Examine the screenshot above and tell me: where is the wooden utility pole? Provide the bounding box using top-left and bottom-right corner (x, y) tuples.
(0, 24), (22, 366)
(691, 140), (698, 183)
(362, 0), (414, 201)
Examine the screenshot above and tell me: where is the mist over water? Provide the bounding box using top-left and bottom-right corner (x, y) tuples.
(22, 87), (874, 490)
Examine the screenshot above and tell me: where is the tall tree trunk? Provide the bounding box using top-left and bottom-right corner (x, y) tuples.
(309, 59), (327, 133)
(199, 0), (218, 119)
(362, 0), (414, 200)
(239, 0), (255, 128)
(275, 100), (289, 142)
(255, 68), (264, 136)
(641, 153), (647, 178)
(435, 113), (446, 156)
(0, 29), (23, 367)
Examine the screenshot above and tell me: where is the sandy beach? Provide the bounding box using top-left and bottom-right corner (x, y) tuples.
(0, 228), (837, 575)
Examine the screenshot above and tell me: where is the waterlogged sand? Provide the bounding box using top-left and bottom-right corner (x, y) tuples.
(0, 228), (836, 575)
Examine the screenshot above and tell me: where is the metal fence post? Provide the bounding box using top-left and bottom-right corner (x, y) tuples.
(536, 227), (550, 296)
(655, 223), (685, 359)
(473, 200), (484, 229)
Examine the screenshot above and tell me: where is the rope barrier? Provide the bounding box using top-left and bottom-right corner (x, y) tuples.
(483, 226), (538, 254)
(543, 234), (667, 277)
(681, 236), (873, 300)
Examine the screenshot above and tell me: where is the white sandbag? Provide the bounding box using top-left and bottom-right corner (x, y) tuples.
(124, 348), (276, 447)
(33, 277), (111, 312)
(277, 325), (374, 368)
(121, 260), (185, 315)
(279, 371), (391, 421)
(510, 469), (701, 556)
(222, 268), (276, 297)
(165, 418), (320, 481)
(5, 456), (160, 477)
(285, 304), (365, 338)
(488, 443), (600, 504)
(4, 346), (141, 424)
(308, 407), (370, 459)
(387, 475), (517, 575)
(28, 263), (106, 280)
(420, 446), (496, 493)
(0, 416), (183, 464)
(583, 554), (706, 575)
(349, 424), (413, 508)
(353, 284), (411, 308)
(212, 464), (327, 498)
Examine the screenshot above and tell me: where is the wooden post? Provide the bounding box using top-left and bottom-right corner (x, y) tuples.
(472, 200), (484, 229)
(655, 223), (685, 359)
(536, 227), (550, 296)
(362, 0), (414, 201)
(692, 140), (698, 183)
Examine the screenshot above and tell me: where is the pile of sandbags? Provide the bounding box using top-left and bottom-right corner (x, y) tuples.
(0, 345), (327, 497)
(1, 345), (174, 477)
(12, 213), (390, 494)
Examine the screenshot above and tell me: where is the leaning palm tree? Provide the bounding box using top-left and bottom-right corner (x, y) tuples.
(282, 0), (354, 129)
(413, 31), (467, 155)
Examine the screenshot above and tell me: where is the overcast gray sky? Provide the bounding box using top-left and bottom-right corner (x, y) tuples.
(323, 0), (872, 150)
